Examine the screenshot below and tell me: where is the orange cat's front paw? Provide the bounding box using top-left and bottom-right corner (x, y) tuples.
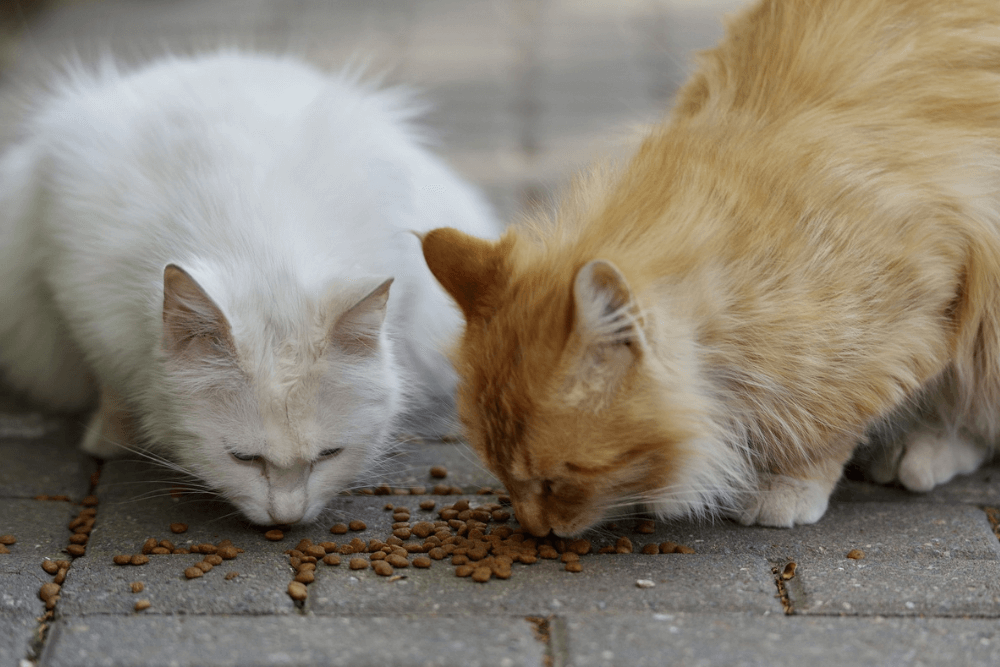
(736, 474), (831, 528)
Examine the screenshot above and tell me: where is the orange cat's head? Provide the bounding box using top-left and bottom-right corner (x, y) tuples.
(421, 227), (720, 537)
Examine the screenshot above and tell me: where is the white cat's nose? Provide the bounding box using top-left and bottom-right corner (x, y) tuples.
(268, 504), (305, 525)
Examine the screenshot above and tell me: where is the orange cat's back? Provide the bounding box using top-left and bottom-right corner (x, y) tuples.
(423, 0), (1000, 534)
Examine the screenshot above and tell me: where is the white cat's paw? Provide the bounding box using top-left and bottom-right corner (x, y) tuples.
(897, 430), (988, 493)
(79, 411), (127, 459)
(736, 474), (830, 528)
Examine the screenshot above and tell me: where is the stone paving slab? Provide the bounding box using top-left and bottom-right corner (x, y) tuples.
(1, 610), (40, 667)
(786, 558), (1000, 617)
(564, 612), (1000, 667)
(0, 415), (95, 500)
(0, 498), (78, 572)
(40, 615), (546, 667)
(834, 460), (1000, 506)
(648, 501), (1000, 563)
(309, 554), (781, 616)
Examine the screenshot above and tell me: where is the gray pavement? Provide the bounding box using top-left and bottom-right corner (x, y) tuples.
(2, 1), (1000, 665)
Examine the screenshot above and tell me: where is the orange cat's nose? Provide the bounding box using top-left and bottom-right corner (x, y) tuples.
(514, 507), (552, 537)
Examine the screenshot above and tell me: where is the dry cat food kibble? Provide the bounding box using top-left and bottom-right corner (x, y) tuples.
(373, 560), (393, 576)
(66, 545), (86, 557)
(38, 582), (60, 602)
(113, 555), (131, 566)
(81, 495), (99, 507)
(349, 557), (369, 570)
(184, 566), (204, 579)
(322, 554), (341, 566)
(42, 560), (60, 575)
(429, 465), (448, 478)
(287, 581), (307, 601)
(565, 562), (583, 573)
(419, 500), (436, 511)
(224, 571), (239, 580)
(0, 535), (16, 545)
(130, 554), (149, 566)
(330, 523), (348, 535)
(264, 530), (284, 541)
(348, 520), (367, 531)
(169, 523), (188, 534)
(130, 582), (144, 593)
(781, 562), (797, 580)
(846, 549), (865, 560)
(412, 556), (432, 569)
(134, 599), (151, 612)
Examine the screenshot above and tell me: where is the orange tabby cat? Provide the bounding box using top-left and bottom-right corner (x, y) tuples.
(421, 0), (1000, 535)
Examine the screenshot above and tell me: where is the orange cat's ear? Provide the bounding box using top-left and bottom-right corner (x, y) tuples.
(421, 227), (506, 320)
(330, 278), (393, 355)
(162, 264), (236, 358)
(568, 259), (642, 398)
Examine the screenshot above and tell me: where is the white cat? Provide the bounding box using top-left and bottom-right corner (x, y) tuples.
(0, 51), (499, 525)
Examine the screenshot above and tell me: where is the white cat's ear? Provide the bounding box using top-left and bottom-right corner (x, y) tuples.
(161, 264), (236, 358)
(567, 260), (643, 402)
(330, 278), (394, 355)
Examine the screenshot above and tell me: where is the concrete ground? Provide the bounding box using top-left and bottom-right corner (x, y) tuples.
(1, 1), (999, 665)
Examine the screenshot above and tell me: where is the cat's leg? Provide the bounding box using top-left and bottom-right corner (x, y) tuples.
(736, 452), (850, 528)
(896, 427), (989, 492)
(79, 386), (135, 459)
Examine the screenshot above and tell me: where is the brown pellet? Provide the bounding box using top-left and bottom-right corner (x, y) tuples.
(412, 556), (432, 568)
(471, 567), (491, 583)
(659, 542), (678, 554)
(492, 510), (511, 523)
(615, 537), (633, 554)
(158, 540), (175, 551)
(393, 528), (411, 540)
(455, 565), (474, 577)
(129, 554), (149, 566)
(349, 557), (369, 570)
(846, 549), (865, 560)
(349, 520), (367, 531)
(184, 566), (204, 579)
(174, 548), (190, 555)
(295, 538), (314, 551)
(433, 484), (450, 495)
(636, 519), (656, 534)
(169, 523), (188, 534)
(195, 561), (213, 573)
(264, 530), (285, 541)
(370, 551), (387, 561)
(386, 554), (409, 568)
(322, 554), (341, 566)
(330, 523), (348, 535)
(297, 562), (316, 572)
(38, 582), (60, 602)
(217, 546), (239, 560)
(130, 582), (144, 593)
(565, 562), (583, 573)
(428, 547), (446, 560)
(373, 560), (394, 576)
(225, 571), (239, 580)
(641, 544), (660, 555)
(781, 562), (797, 580)
(203, 554), (223, 566)
(68, 533), (88, 546)
(56, 560), (71, 569)
(675, 545), (696, 554)
(53, 568), (67, 585)
(303, 545), (326, 559)
(287, 581), (308, 601)
(419, 500), (436, 511)
(134, 599), (151, 612)
(198, 544), (218, 555)
(430, 465), (448, 478)
(150, 547), (170, 555)
(141, 538), (158, 554)
(42, 560), (59, 575)
(294, 570), (316, 583)
(81, 495), (99, 507)
(113, 555), (131, 566)
(561, 552), (580, 563)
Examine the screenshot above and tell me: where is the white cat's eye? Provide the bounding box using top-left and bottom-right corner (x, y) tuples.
(319, 447), (344, 460)
(229, 451), (259, 463)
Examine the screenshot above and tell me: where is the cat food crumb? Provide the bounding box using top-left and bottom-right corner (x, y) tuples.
(614, 537), (633, 554)
(432, 484), (450, 495)
(113, 555), (131, 566)
(322, 554), (341, 566)
(195, 561), (213, 573)
(430, 465), (448, 478)
(636, 520), (656, 534)
(225, 571), (239, 580)
(294, 570), (315, 583)
(38, 583), (60, 602)
(169, 523), (188, 534)
(349, 557), (369, 570)
(781, 562), (797, 580)
(383, 503), (394, 510)
(471, 566), (491, 583)
(846, 549), (865, 560)
(419, 500), (436, 511)
(373, 560), (394, 576)
(641, 544), (659, 555)
(675, 545), (696, 554)
(0, 535), (16, 545)
(130, 582), (144, 593)
(635, 579), (655, 589)
(561, 553), (580, 563)
(455, 564), (474, 577)
(412, 556), (432, 568)
(66, 544), (86, 557)
(217, 546), (239, 560)
(659, 542), (678, 554)
(140, 538), (157, 554)
(409, 486), (427, 495)
(264, 530), (284, 541)
(134, 599), (151, 612)
(287, 581), (308, 601)
(330, 523), (348, 535)
(203, 554), (223, 566)
(349, 520), (367, 531)
(53, 568), (67, 584)
(149, 547), (169, 555)
(81, 495), (99, 507)
(42, 560), (59, 575)
(565, 562), (583, 573)
(130, 554), (149, 566)
(386, 554), (409, 568)
(184, 566), (204, 579)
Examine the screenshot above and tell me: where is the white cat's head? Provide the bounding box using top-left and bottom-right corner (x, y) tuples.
(154, 264), (402, 525)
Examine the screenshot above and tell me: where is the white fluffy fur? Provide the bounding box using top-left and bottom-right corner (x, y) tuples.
(0, 51), (498, 525)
